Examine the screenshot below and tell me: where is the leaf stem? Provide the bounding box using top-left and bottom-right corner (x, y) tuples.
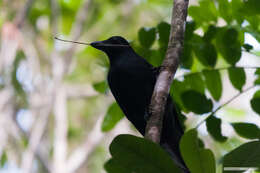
(195, 85), (256, 129)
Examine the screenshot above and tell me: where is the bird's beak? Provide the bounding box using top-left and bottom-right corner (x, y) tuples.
(90, 41), (104, 50)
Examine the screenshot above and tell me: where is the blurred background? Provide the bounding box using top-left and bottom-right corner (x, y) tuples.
(0, 0), (260, 173)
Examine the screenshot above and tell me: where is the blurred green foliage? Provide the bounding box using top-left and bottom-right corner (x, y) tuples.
(1, 0), (260, 172)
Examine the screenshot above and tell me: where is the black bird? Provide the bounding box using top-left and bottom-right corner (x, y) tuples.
(91, 36), (189, 172)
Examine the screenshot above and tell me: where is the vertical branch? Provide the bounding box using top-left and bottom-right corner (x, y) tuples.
(70, 0), (92, 41)
(50, 0), (60, 35)
(63, 0), (92, 74)
(52, 86), (68, 173)
(145, 0), (189, 143)
(67, 115), (104, 173)
(0, 23), (20, 74)
(20, 109), (50, 173)
(14, 0), (36, 28)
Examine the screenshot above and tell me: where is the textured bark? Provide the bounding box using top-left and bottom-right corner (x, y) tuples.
(145, 0), (189, 143)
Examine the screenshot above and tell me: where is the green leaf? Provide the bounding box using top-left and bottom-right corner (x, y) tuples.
(180, 21), (196, 69)
(232, 123), (260, 139)
(68, 126), (82, 139)
(149, 49), (165, 67)
(255, 78), (260, 85)
(250, 90), (260, 115)
(206, 115), (227, 142)
(203, 25), (218, 41)
(203, 70), (222, 101)
(171, 74), (206, 113)
(105, 159), (131, 173)
(185, 21), (196, 40)
(138, 27), (156, 48)
(216, 28), (242, 65)
(0, 151), (7, 167)
(93, 81), (108, 93)
(157, 22), (170, 46)
(255, 68), (260, 85)
(188, 0), (218, 26)
(181, 90), (213, 114)
(105, 134), (182, 173)
(241, 0), (260, 16)
(170, 80), (190, 112)
(180, 129), (216, 173)
(102, 103), (124, 132)
(218, 0), (232, 23)
(223, 141), (260, 172)
(228, 67), (246, 91)
(243, 43), (253, 52)
(193, 35), (217, 67)
(184, 73), (205, 94)
(231, 0), (244, 24)
(12, 51), (28, 107)
(255, 69), (260, 75)
(180, 42), (193, 69)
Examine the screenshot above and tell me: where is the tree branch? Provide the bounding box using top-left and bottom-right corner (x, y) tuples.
(195, 85), (256, 129)
(145, 0), (189, 143)
(20, 108), (50, 173)
(14, 0), (36, 28)
(63, 0), (92, 74)
(50, 0), (60, 35)
(52, 86), (68, 173)
(66, 115), (104, 173)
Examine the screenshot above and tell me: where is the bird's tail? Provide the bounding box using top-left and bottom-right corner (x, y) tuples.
(160, 97), (190, 173)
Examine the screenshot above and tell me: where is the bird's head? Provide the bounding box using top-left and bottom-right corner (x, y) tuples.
(90, 36), (131, 55)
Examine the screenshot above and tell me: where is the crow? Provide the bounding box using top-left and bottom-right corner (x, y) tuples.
(91, 36), (189, 172)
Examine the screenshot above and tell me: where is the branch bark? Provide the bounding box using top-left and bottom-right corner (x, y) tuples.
(145, 0), (189, 143)
(14, 0), (36, 28)
(20, 110), (50, 173)
(52, 86), (68, 173)
(66, 115), (104, 173)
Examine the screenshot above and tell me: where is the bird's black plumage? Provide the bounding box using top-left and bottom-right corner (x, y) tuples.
(91, 36), (189, 172)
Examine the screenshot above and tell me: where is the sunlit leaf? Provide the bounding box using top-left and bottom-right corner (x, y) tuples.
(170, 80), (190, 112)
(203, 70), (222, 101)
(93, 81), (108, 93)
(188, 0), (218, 26)
(218, 0), (232, 23)
(184, 73), (205, 94)
(102, 103), (124, 132)
(0, 151), (7, 167)
(180, 129), (216, 173)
